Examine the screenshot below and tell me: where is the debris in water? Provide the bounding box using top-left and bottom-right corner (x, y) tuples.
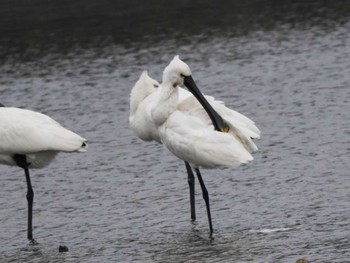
(59, 245), (69, 252)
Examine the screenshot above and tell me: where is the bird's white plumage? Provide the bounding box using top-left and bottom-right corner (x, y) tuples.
(129, 71), (161, 143)
(0, 107), (87, 168)
(129, 56), (260, 169)
(159, 110), (254, 168)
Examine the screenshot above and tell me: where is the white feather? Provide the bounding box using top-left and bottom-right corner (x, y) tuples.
(129, 71), (161, 143)
(0, 107), (87, 168)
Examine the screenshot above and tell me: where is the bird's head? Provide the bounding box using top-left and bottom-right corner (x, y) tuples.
(131, 71), (159, 98)
(130, 71), (160, 114)
(163, 56), (228, 132)
(162, 55), (192, 88)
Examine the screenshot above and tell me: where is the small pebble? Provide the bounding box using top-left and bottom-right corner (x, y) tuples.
(59, 245), (69, 252)
(296, 259), (309, 263)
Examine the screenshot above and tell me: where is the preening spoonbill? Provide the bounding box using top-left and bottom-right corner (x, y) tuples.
(0, 105), (87, 243)
(130, 56), (260, 236)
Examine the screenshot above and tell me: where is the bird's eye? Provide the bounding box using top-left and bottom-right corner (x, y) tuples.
(180, 73), (185, 78)
(153, 84), (159, 88)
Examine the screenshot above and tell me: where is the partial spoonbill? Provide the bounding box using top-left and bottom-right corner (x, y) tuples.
(0, 106), (87, 243)
(130, 71), (161, 143)
(131, 56), (260, 236)
(130, 71), (200, 220)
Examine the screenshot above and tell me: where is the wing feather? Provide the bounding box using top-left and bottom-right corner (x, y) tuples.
(0, 108), (87, 154)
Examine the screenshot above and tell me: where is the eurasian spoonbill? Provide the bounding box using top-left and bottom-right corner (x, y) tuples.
(0, 105), (87, 242)
(130, 56), (260, 236)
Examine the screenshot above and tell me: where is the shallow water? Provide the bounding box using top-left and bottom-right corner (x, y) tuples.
(1, 1), (350, 262)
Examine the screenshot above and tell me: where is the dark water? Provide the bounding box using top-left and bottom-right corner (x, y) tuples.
(1, 1), (350, 262)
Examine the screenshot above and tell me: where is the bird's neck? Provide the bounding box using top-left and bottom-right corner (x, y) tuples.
(130, 85), (150, 115)
(151, 83), (179, 126)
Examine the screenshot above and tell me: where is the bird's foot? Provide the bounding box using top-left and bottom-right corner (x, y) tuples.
(28, 238), (39, 245)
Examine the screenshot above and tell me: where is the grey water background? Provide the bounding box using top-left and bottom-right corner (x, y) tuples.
(0, 0), (349, 262)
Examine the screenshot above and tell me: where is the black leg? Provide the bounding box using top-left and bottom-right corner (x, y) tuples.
(185, 161), (196, 221)
(24, 167), (34, 242)
(195, 168), (213, 237)
(13, 154), (36, 243)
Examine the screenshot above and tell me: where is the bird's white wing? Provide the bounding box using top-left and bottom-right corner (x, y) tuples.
(177, 91), (260, 153)
(0, 108), (87, 154)
(160, 110), (253, 169)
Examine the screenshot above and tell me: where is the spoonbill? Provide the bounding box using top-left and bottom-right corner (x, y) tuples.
(130, 56), (260, 236)
(130, 71), (161, 143)
(0, 105), (87, 243)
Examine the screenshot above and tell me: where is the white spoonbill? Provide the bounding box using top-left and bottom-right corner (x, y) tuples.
(0, 105), (87, 243)
(130, 71), (161, 143)
(130, 56), (260, 236)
